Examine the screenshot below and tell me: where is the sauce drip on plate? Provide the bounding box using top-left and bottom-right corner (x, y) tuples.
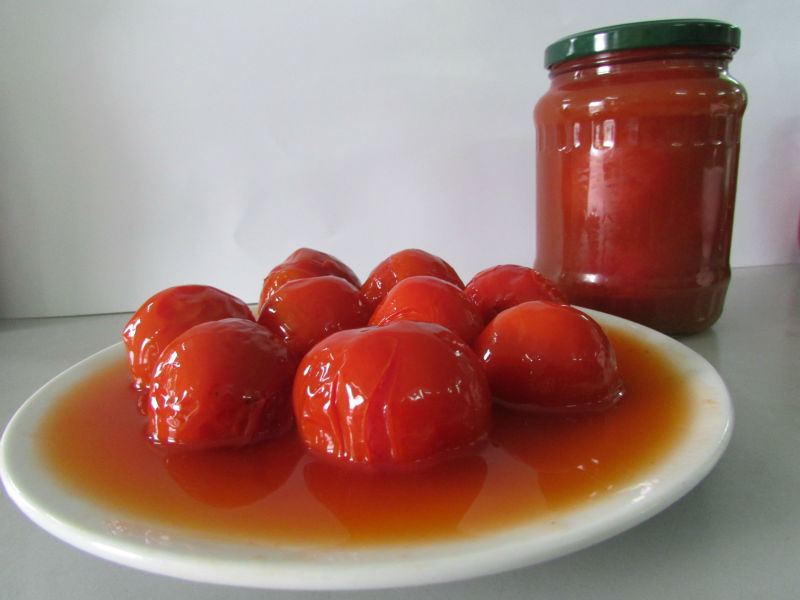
(37, 327), (688, 545)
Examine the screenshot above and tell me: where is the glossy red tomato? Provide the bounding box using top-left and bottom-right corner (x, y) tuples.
(122, 285), (254, 391)
(147, 318), (296, 448)
(293, 321), (491, 466)
(257, 275), (371, 358)
(360, 249), (464, 312)
(473, 301), (624, 413)
(368, 276), (484, 344)
(464, 264), (566, 324)
(258, 248), (360, 311)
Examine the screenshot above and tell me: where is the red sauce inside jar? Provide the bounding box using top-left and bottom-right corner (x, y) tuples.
(36, 327), (689, 545)
(534, 43), (746, 334)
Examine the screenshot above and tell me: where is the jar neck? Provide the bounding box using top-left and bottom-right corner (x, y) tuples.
(548, 45), (735, 81)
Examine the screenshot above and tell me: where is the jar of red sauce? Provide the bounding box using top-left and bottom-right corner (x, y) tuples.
(534, 20), (747, 334)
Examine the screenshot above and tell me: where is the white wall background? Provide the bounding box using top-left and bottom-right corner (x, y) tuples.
(1, 0), (798, 318)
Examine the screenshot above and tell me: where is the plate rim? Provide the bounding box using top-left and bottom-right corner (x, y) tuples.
(0, 309), (733, 590)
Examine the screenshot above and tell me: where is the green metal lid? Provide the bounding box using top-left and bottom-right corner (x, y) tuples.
(544, 19), (741, 68)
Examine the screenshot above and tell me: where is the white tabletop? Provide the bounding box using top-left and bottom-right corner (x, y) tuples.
(2, 264), (799, 599)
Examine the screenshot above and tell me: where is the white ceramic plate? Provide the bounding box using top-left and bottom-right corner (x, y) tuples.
(1, 310), (732, 590)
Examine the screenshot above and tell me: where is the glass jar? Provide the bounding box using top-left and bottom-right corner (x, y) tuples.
(534, 20), (747, 334)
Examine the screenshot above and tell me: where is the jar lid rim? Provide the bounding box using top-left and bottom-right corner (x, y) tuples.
(544, 19), (741, 68)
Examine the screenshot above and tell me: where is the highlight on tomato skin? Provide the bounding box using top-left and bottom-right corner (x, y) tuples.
(368, 275), (484, 344)
(122, 285), (255, 392)
(257, 275), (371, 359)
(147, 318), (297, 449)
(258, 248), (360, 312)
(293, 321), (492, 467)
(473, 301), (624, 413)
(464, 264), (567, 324)
(360, 249), (464, 312)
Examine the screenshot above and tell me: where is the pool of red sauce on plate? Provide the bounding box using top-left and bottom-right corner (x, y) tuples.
(37, 326), (689, 546)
